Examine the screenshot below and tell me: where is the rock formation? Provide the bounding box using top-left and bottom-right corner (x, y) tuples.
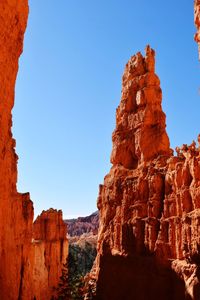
(0, 1), (33, 298)
(195, 0), (200, 59)
(31, 209), (68, 300)
(65, 211), (99, 237)
(0, 1), (68, 299)
(92, 5), (200, 299)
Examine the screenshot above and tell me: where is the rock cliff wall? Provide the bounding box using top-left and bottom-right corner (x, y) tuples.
(0, 1), (33, 299)
(0, 1), (68, 299)
(93, 5), (200, 298)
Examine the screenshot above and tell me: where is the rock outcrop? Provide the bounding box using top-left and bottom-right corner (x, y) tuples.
(93, 8), (200, 298)
(0, 1), (68, 299)
(110, 46), (171, 169)
(195, 0), (200, 59)
(31, 209), (68, 300)
(0, 1), (33, 298)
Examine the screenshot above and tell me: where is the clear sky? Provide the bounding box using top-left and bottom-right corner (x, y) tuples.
(13, 0), (200, 219)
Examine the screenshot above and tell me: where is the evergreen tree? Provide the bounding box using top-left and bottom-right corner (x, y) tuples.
(56, 261), (71, 300)
(56, 241), (97, 299)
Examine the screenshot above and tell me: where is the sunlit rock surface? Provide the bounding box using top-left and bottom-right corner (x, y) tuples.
(31, 209), (68, 300)
(93, 22), (200, 299)
(195, 0), (200, 59)
(0, 1), (68, 299)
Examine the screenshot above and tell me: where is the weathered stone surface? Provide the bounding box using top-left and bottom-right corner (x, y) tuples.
(0, 2), (68, 299)
(93, 44), (200, 300)
(19, 209), (68, 300)
(31, 209), (68, 300)
(0, 1), (33, 298)
(111, 45), (170, 169)
(195, 0), (200, 59)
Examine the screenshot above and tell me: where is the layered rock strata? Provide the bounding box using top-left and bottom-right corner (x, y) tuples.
(0, 1), (68, 299)
(93, 44), (200, 299)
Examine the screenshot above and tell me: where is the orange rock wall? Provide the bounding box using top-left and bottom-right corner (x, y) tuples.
(94, 23), (200, 300)
(0, 1), (68, 299)
(195, 0), (200, 59)
(0, 1), (33, 298)
(31, 209), (68, 300)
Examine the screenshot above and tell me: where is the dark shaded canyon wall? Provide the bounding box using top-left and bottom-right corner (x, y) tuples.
(0, 1), (68, 299)
(93, 4), (200, 299)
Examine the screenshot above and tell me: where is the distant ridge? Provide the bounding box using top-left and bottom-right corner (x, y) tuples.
(64, 211), (99, 237)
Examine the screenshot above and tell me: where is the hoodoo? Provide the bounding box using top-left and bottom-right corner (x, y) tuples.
(110, 45), (171, 169)
(31, 209), (68, 299)
(0, 1), (68, 299)
(92, 3), (200, 300)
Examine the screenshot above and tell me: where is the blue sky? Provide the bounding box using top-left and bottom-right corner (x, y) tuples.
(13, 0), (200, 219)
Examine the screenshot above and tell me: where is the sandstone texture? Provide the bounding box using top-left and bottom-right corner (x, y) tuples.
(93, 43), (200, 299)
(0, 1), (33, 298)
(0, 1), (68, 299)
(195, 0), (200, 59)
(31, 209), (68, 300)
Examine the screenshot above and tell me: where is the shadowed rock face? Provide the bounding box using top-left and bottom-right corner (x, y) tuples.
(0, 2), (68, 299)
(93, 11), (200, 298)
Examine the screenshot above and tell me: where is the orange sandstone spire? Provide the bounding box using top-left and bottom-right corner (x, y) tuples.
(111, 46), (170, 169)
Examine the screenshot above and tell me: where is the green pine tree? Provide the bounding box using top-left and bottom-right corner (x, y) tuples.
(56, 261), (71, 300)
(56, 242), (97, 300)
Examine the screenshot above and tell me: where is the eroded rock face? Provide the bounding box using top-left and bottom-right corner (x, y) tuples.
(0, 1), (33, 299)
(93, 45), (200, 300)
(31, 209), (68, 300)
(111, 46), (170, 169)
(0, 2), (68, 299)
(195, 0), (200, 59)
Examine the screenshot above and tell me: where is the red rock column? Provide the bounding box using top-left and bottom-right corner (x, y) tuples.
(110, 45), (170, 169)
(94, 47), (173, 300)
(0, 1), (34, 299)
(32, 209), (68, 300)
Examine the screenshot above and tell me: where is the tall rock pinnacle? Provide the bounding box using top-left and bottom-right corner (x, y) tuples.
(111, 46), (170, 169)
